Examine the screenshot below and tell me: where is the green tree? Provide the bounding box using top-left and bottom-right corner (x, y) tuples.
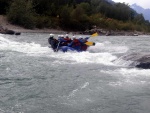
(60, 5), (72, 28)
(0, 0), (11, 14)
(70, 4), (89, 30)
(134, 14), (145, 25)
(7, 0), (36, 28)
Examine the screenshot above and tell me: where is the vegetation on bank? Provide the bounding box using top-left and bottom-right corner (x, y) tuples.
(0, 0), (150, 32)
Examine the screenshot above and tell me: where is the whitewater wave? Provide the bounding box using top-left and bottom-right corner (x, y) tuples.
(88, 41), (128, 54)
(100, 68), (150, 87)
(0, 35), (51, 55)
(0, 36), (130, 65)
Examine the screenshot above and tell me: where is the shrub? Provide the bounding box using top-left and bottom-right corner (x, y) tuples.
(7, 0), (36, 29)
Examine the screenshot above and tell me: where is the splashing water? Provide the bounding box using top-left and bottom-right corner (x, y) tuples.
(0, 36), (119, 65)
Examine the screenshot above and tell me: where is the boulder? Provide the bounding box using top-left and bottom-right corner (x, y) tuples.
(0, 26), (21, 35)
(114, 53), (150, 69)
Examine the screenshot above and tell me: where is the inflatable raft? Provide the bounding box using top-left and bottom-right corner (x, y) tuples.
(48, 34), (95, 52)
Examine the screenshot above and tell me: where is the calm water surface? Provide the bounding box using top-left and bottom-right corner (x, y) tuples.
(0, 33), (150, 113)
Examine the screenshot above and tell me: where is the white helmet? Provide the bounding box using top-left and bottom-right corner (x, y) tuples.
(50, 34), (54, 37)
(79, 36), (82, 38)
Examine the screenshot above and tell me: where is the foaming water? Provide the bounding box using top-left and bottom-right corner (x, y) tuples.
(0, 36), (118, 65)
(50, 51), (117, 65)
(102, 68), (150, 77)
(113, 56), (136, 67)
(88, 41), (129, 54)
(0, 36), (51, 55)
(1, 34), (150, 113)
(101, 68), (150, 88)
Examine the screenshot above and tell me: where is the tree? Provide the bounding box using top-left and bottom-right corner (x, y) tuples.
(0, 0), (11, 14)
(7, 0), (36, 28)
(70, 4), (90, 30)
(60, 5), (72, 28)
(134, 14), (145, 25)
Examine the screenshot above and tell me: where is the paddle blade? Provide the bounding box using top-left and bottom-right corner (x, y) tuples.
(85, 41), (95, 46)
(91, 32), (98, 37)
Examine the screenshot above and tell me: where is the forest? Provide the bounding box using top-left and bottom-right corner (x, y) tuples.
(0, 0), (150, 32)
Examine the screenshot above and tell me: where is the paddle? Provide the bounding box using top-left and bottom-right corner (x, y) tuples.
(85, 32), (98, 46)
(56, 41), (60, 52)
(85, 41), (95, 46)
(91, 32), (98, 37)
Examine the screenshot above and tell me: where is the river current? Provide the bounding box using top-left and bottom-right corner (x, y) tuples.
(0, 33), (150, 113)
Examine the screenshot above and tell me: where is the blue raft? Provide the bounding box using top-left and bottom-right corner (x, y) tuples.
(48, 36), (95, 52)
(59, 46), (81, 52)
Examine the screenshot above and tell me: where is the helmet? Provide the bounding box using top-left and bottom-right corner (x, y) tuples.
(61, 35), (64, 37)
(65, 34), (68, 37)
(50, 34), (54, 37)
(79, 36), (82, 38)
(85, 37), (89, 40)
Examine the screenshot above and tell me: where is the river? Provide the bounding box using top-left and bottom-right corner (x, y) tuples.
(0, 33), (150, 113)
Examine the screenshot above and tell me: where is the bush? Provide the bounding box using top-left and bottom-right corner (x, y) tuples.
(7, 0), (36, 29)
(35, 16), (52, 29)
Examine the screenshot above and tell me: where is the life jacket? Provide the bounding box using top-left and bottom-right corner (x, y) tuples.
(51, 39), (58, 50)
(70, 39), (81, 51)
(64, 37), (71, 42)
(48, 37), (54, 45)
(81, 44), (88, 51)
(73, 39), (81, 47)
(63, 37), (72, 46)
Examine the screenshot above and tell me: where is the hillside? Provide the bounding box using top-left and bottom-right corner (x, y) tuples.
(0, 15), (22, 30)
(131, 4), (150, 22)
(0, 15), (65, 33)
(1, 15), (150, 36)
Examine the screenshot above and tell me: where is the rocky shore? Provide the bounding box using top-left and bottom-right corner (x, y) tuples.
(0, 15), (66, 35)
(0, 15), (150, 36)
(84, 28), (150, 36)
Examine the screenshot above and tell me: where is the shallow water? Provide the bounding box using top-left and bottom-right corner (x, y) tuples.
(0, 33), (150, 113)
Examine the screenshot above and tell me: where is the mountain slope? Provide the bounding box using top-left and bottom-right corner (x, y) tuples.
(131, 4), (150, 21)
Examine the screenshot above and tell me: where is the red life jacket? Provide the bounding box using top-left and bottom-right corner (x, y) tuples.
(73, 39), (81, 46)
(81, 44), (88, 51)
(63, 38), (71, 46)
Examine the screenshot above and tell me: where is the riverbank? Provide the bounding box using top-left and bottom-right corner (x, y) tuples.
(0, 15), (67, 34)
(0, 15), (149, 36)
